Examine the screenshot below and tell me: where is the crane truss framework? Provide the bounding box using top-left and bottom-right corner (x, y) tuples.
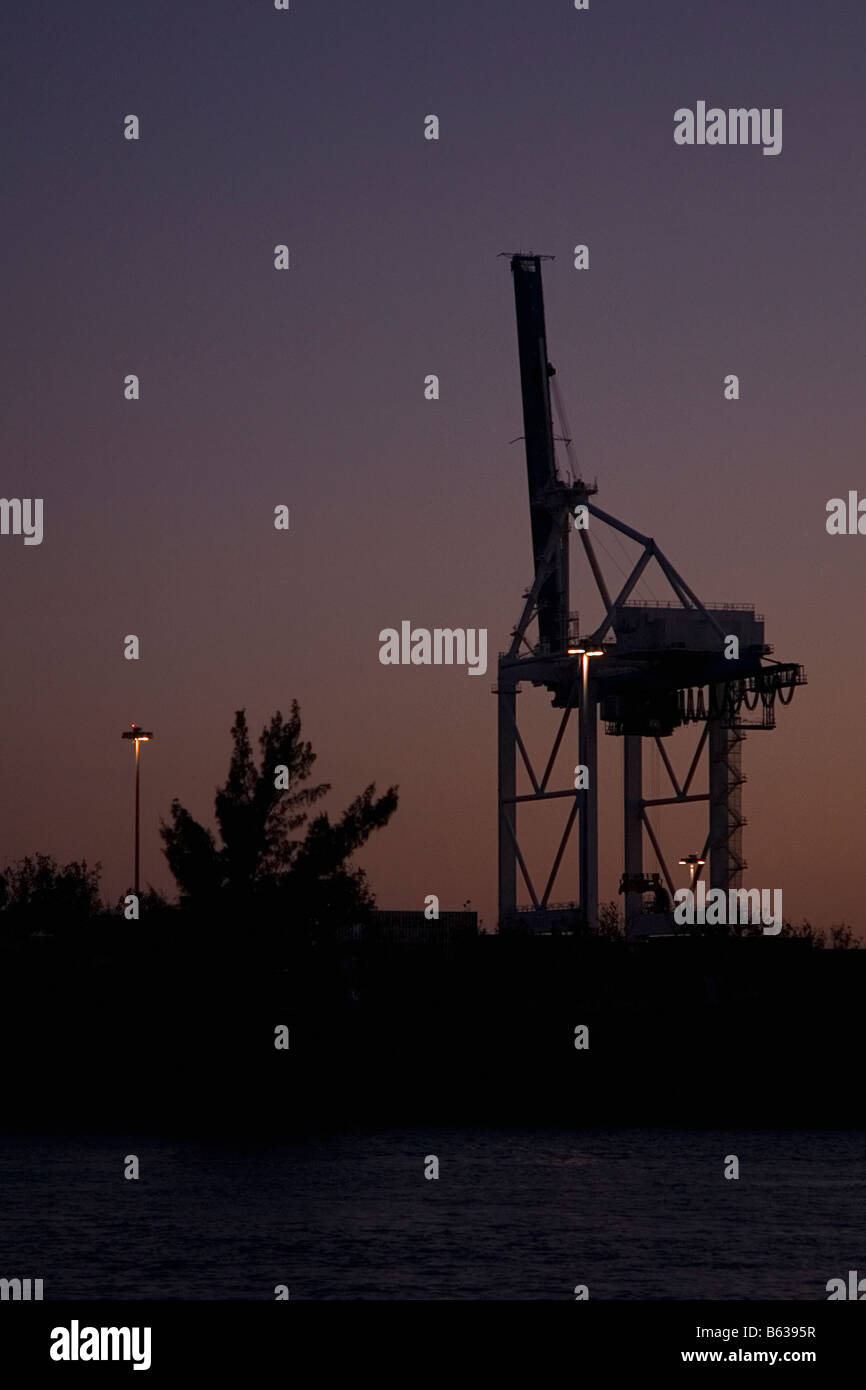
(497, 496), (805, 934)
(498, 252), (804, 935)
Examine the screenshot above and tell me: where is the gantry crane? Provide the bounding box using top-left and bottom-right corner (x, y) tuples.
(497, 254), (805, 933)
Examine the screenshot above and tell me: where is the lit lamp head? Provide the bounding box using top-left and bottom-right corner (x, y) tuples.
(678, 853), (706, 887)
(122, 723), (153, 744)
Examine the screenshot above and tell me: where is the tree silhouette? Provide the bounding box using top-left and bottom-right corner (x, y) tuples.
(0, 854), (101, 939)
(160, 703), (398, 940)
(289, 783), (400, 939)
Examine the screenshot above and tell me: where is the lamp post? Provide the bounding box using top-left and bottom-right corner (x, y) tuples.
(121, 724), (153, 897)
(567, 643), (604, 931)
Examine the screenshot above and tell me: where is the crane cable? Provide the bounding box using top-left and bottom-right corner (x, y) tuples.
(550, 374), (661, 604)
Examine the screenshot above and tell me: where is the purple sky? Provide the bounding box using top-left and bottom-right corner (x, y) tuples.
(2, 0), (864, 932)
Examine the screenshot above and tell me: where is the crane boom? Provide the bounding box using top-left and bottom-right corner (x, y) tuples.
(510, 254), (568, 656)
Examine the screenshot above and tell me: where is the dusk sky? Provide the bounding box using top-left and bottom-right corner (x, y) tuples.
(2, 0), (864, 933)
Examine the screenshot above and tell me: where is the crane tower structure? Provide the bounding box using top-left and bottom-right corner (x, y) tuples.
(496, 254), (806, 934)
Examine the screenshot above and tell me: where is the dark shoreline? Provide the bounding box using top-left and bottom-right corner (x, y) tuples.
(3, 933), (862, 1136)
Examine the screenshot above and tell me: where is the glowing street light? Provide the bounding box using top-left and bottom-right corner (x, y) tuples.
(678, 853), (706, 890)
(121, 724), (153, 897)
(571, 645), (605, 767)
(570, 644), (604, 931)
